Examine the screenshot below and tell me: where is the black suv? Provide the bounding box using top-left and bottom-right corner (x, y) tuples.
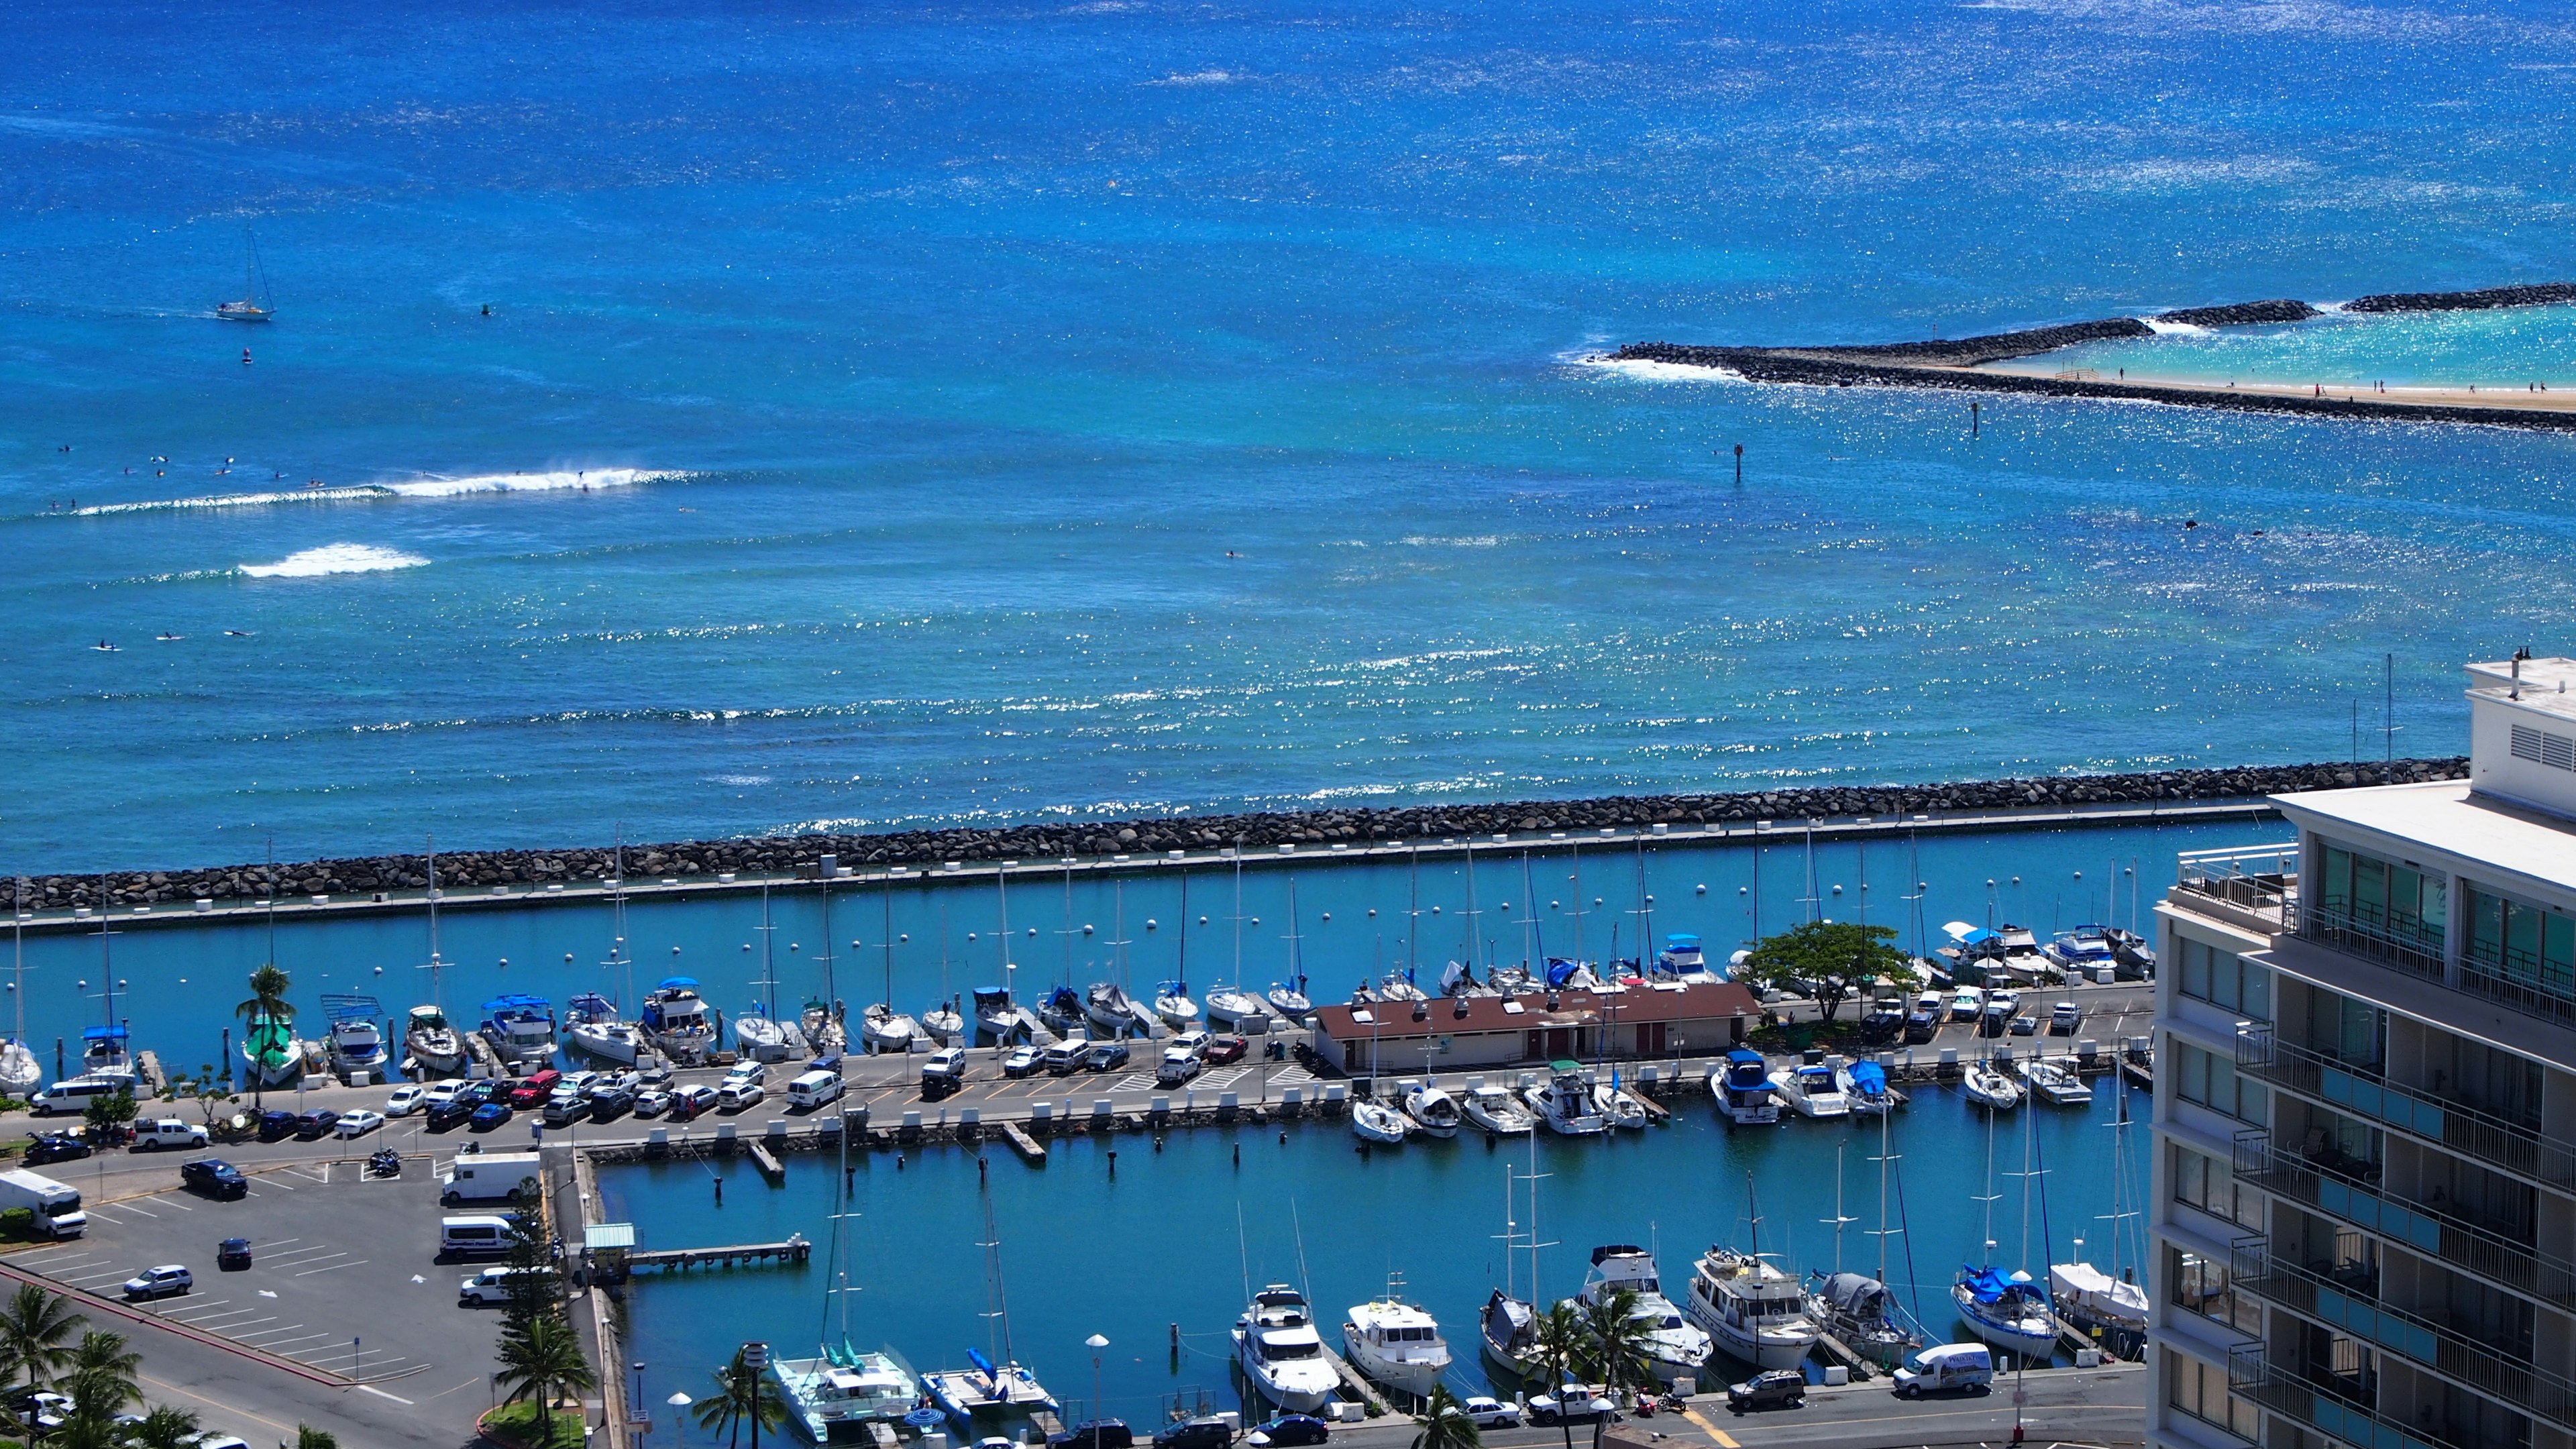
(588, 1088), (635, 1121)
(1047, 1421), (1133, 1449)
(293, 1110), (339, 1140)
(1727, 1370), (1806, 1412)
(23, 1134), (90, 1167)
(1858, 1006), (1907, 1044)
(425, 1097), (476, 1132)
(1903, 1006), (1941, 1044)
(1153, 1420), (1233, 1449)
(255, 1110), (299, 1142)
(180, 1159), (248, 1199)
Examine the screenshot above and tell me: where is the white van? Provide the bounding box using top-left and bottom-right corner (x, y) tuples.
(458, 1265), (553, 1305)
(786, 1071), (845, 1110)
(439, 1214), (521, 1256)
(30, 1077), (125, 1116)
(1893, 1342), (1993, 1397)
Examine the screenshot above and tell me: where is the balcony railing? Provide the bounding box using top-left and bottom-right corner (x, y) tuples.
(2461, 959), (2576, 1031)
(2174, 843), (2299, 930)
(2227, 1341), (2453, 1449)
(2236, 1024), (2576, 1191)
(2229, 1233), (2576, 1434)
(2304, 904), (2447, 981)
(2235, 1132), (2576, 1307)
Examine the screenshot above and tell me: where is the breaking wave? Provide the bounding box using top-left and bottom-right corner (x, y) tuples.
(238, 544), (430, 579)
(64, 468), (682, 519)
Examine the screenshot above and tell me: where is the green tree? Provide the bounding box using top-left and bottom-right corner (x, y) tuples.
(1574, 1288), (1657, 1406)
(691, 1349), (788, 1449)
(0, 1283), (83, 1389)
(235, 964), (294, 1108)
(499, 1213), (565, 1342)
(1528, 1303), (1588, 1449)
(82, 1085), (139, 1144)
(1409, 1383), (1481, 1449)
(292, 1426), (339, 1449)
(1736, 920), (1906, 1024)
(162, 1064), (241, 1130)
(494, 1318), (596, 1446)
(52, 1330), (142, 1449)
(126, 1406), (201, 1449)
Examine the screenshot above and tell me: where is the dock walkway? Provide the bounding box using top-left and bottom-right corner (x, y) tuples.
(622, 1234), (811, 1276)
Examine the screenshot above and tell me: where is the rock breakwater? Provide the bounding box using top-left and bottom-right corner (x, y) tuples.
(2346, 282), (2576, 314)
(10, 759), (2462, 910)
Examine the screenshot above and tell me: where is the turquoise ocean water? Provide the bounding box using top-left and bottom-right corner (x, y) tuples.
(7, 3), (2576, 871)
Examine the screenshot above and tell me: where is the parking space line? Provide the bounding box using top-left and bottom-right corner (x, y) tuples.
(116, 1202), (161, 1218)
(150, 1196), (195, 1211)
(293, 1259), (367, 1276)
(250, 1237), (303, 1250)
(358, 1385), (415, 1405)
(152, 1298), (234, 1316)
(260, 1246), (343, 1263)
(240, 1329), (323, 1347)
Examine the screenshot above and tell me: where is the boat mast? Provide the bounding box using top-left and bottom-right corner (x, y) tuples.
(883, 877), (896, 1012)
(1523, 1131), (1554, 1307)
(757, 878), (777, 1014)
(1460, 841), (1480, 977)
(1232, 852), (1244, 996)
(1823, 1145), (1856, 1275)
(814, 868), (835, 1018)
(1405, 845), (1420, 986)
(423, 836), (443, 1014)
(1565, 842), (1582, 971)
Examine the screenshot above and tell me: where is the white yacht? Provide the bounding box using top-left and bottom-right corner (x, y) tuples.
(735, 1010), (793, 1062)
(404, 1005), (465, 1075)
(1570, 1246), (1711, 1386)
(1265, 982), (1313, 1020)
(81, 1025), (135, 1080)
(1342, 1281), (1450, 1401)
(770, 1347), (920, 1444)
(0, 1043), (38, 1097)
(2021, 1059), (2093, 1106)
(325, 1004), (388, 1078)
(565, 994), (643, 1064)
(802, 1002), (849, 1057)
(1401, 1082), (1462, 1138)
(1523, 1069), (1608, 1136)
(971, 986), (1021, 1041)
(1682, 1247), (1819, 1371)
(921, 1001), (964, 1044)
(1351, 1097), (1411, 1145)
(1233, 1286), (1339, 1412)
(1962, 1062), (2023, 1110)
(478, 995), (555, 1069)
(1461, 1083), (1534, 1135)
(1153, 979), (1201, 1029)
(1711, 1049), (1780, 1125)
(1768, 1059), (1851, 1118)
(640, 978), (716, 1062)
(859, 1003), (916, 1055)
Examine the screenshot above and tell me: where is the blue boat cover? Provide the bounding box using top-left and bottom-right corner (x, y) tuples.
(1726, 1047), (1765, 1067)
(655, 976), (699, 991)
(1849, 1061), (1888, 1093)
(1958, 1266), (2042, 1303)
(1665, 934), (1701, 949)
(484, 994), (549, 1012)
(1544, 958), (1582, 987)
(83, 1025), (127, 1041)
(1957, 928), (1999, 947)
(967, 1346), (998, 1377)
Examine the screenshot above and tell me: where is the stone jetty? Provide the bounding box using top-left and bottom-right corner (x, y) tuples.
(9, 758), (2461, 910)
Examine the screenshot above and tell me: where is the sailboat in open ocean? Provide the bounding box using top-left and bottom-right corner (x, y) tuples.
(215, 229), (276, 323)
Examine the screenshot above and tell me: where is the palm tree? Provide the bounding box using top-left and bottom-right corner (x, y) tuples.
(235, 964), (294, 1109)
(126, 1406), (201, 1449)
(1577, 1287), (1657, 1407)
(494, 1318), (596, 1444)
(1409, 1384), (1481, 1449)
(1528, 1303), (1588, 1449)
(294, 1426), (340, 1448)
(691, 1350), (788, 1449)
(0, 1283), (83, 1389)
(50, 1333), (141, 1449)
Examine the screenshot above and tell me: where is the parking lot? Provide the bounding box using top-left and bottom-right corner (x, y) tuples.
(7, 1147), (516, 1445)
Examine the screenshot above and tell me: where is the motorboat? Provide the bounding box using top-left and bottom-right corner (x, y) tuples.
(564, 994), (643, 1064)
(1654, 933), (1718, 982)
(1401, 1083), (1462, 1138)
(802, 1001), (849, 1057)
(1265, 982), (1313, 1020)
(1479, 1289), (1538, 1377)
(1204, 987), (1267, 1030)
(81, 1024), (136, 1080)
(2022, 1059), (2093, 1106)
(1460, 1083), (1534, 1135)
(0, 1042), (38, 1096)
(2048, 1261), (2147, 1341)
(1682, 1246), (1818, 1372)
(921, 1350), (1059, 1440)
(1768, 1059), (1851, 1119)
(1036, 986), (1087, 1036)
(1591, 1078), (1649, 1130)
(1232, 1286), (1338, 1412)
(404, 1005), (466, 1075)
(323, 995), (390, 1077)
(1572, 1246), (1711, 1385)
(735, 1010), (793, 1062)
(859, 1003), (916, 1055)
(1835, 1058), (1896, 1115)
(1953, 1267), (2057, 1362)
(769, 1344), (921, 1444)
(1081, 982), (1138, 1035)
(1377, 973), (1428, 1004)
(2043, 924), (2116, 974)
(1351, 1097), (1411, 1145)
(241, 1014), (306, 1088)
(1962, 1063), (2023, 1110)
(477, 995), (554, 1068)
(640, 978), (716, 1063)
(1342, 1281), (1451, 1401)
(971, 986), (1021, 1042)
(1807, 1271), (1919, 1369)
(1711, 1049), (1779, 1126)
(1523, 1067), (1608, 1136)
(1153, 979), (1201, 1029)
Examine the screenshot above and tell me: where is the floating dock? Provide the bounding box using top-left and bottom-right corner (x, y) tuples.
(623, 1234), (810, 1275)
(1001, 1121), (1046, 1163)
(747, 1141), (785, 1183)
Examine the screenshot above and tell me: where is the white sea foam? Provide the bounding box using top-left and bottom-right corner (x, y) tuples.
(2142, 319), (2212, 335)
(238, 543), (430, 579)
(73, 486), (396, 517)
(63, 468), (681, 518)
(1146, 69), (1246, 86)
(1578, 356), (1747, 384)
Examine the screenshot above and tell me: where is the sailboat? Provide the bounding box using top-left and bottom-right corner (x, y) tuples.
(1480, 1144), (1549, 1377)
(406, 839), (464, 1075)
(0, 883), (37, 1095)
(736, 887), (794, 1062)
(1806, 1108), (1923, 1368)
(1267, 879), (1313, 1019)
(1951, 1106), (2059, 1361)
(1204, 855), (1267, 1029)
(214, 229), (274, 323)
(922, 904), (963, 1044)
(2049, 1077), (2148, 1351)
(771, 1083), (922, 1443)
(921, 1193), (1059, 1436)
(855, 876), (921, 1054)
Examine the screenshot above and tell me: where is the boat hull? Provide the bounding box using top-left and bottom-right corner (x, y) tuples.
(1342, 1338), (1445, 1400)
(1952, 1285), (2058, 1362)
(566, 1024), (640, 1064)
(1231, 1342), (1332, 1413)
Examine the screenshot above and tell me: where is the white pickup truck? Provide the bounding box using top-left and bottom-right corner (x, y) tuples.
(130, 1118), (209, 1151)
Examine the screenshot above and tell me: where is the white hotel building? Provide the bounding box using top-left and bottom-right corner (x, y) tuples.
(2153, 657), (2576, 1449)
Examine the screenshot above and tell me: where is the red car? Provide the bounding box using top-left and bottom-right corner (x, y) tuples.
(507, 1070), (562, 1108)
(1203, 1035), (1248, 1065)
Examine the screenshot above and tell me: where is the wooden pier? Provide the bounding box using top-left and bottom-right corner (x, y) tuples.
(622, 1234), (810, 1276)
(1311, 1338), (1387, 1416)
(747, 1141), (786, 1183)
(1001, 1121), (1046, 1164)
(1811, 1327), (1876, 1381)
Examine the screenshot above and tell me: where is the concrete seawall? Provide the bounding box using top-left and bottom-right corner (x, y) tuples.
(8, 758), (2458, 912)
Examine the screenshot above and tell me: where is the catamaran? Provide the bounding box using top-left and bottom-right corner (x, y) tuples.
(771, 1078), (922, 1443)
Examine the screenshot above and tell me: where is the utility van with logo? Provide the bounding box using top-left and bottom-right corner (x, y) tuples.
(786, 1071), (845, 1110)
(1892, 1343), (1993, 1397)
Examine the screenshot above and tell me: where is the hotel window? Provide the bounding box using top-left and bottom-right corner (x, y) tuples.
(2174, 1040), (2268, 1126)
(2179, 940), (2271, 1020)
(2172, 1144), (2263, 1230)
(2167, 1352), (2259, 1442)
(2169, 1246), (2261, 1337)
(2461, 883), (2576, 1019)
(2314, 844), (2447, 974)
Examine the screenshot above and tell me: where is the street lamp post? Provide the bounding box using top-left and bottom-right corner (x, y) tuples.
(632, 1361), (647, 1446)
(742, 1342), (768, 1449)
(1086, 1334), (1108, 1422)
